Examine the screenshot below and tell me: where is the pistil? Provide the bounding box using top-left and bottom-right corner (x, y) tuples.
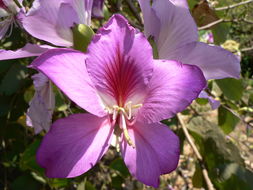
(108, 101), (143, 148)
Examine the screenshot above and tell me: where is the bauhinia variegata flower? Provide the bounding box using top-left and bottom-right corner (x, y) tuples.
(31, 14), (206, 187)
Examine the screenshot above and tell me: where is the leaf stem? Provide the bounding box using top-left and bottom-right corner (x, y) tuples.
(177, 113), (215, 190)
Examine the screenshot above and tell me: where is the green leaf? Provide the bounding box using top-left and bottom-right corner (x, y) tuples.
(77, 180), (96, 190)
(212, 23), (229, 45)
(216, 163), (253, 190)
(11, 173), (41, 190)
(215, 78), (244, 101)
(0, 62), (28, 95)
(72, 24), (94, 52)
(50, 178), (70, 188)
(110, 157), (130, 177)
(20, 139), (44, 175)
(196, 98), (208, 105)
(192, 164), (204, 188)
(188, 117), (243, 165)
(218, 106), (240, 134)
(111, 175), (124, 189)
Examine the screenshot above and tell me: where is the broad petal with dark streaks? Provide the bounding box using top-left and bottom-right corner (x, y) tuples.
(36, 113), (113, 178)
(86, 14), (153, 107)
(138, 60), (206, 123)
(120, 121), (180, 188)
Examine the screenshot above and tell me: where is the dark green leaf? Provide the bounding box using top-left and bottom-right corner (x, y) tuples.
(218, 106), (240, 134)
(110, 158), (130, 177)
(212, 23), (229, 45)
(20, 139), (44, 175)
(0, 63), (28, 95)
(192, 164), (204, 188)
(216, 78), (244, 101)
(11, 173), (41, 190)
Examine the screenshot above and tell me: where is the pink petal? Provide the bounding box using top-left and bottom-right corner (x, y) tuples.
(92, 0), (104, 18)
(166, 42), (241, 80)
(0, 43), (53, 60)
(31, 48), (106, 117)
(169, 0), (189, 8)
(26, 73), (55, 134)
(86, 14), (153, 107)
(36, 113), (114, 178)
(120, 121), (180, 187)
(137, 0), (160, 39)
(138, 60), (206, 123)
(0, 19), (10, 39)
(138, 0), (198, 54)
(18, 0), (78, 47)
(64, 0), (93, 25)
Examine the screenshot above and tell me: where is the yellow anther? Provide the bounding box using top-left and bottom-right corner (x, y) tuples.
(120, 113), (135, 148)
(123, 128), (135, 148)
(132, 103), (143, 109)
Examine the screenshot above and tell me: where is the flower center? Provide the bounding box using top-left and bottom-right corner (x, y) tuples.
(106, 101), (142, 148)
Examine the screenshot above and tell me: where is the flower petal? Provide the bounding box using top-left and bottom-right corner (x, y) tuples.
(64, 0), (93, 25)
(86, 14), (153, 107)
(31, 48), (106, 117)
(26, 73), (55, 134)
(0, 20), (10, 39)
(0, 43), (53, 60)
(169, 0), (188, 8)
(138, 60), (206, 123)
(120, 121), (180, 188)
(18, 0), (79, 46)
(92, 0), (104, 18)
(199, 91), (220, 110)
(36, 113), (113, 178)
(165, 42), (241, 80)
(138, 0), (198, 54)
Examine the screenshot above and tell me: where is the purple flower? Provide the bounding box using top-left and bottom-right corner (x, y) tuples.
(92, 0), (104, 18)
(0, 0), (23, 39)
(18, 0), (93, 47)
(138, 0), (240, 80)
(137, 0), (240, 108)
(26, 73), (55, 134)
(31, 14), (206, 187)
(0, 0), (94, 133)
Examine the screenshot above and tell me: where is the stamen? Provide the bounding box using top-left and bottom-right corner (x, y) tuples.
(120, 113), (135, 148)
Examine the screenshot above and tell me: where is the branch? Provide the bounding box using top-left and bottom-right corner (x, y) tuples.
(198, 18), (253, 30)
(198, 19), (224, 30)
(241, 46), (253, 52)
(214, 0), (253, 11)
(177, 113), (216, 190)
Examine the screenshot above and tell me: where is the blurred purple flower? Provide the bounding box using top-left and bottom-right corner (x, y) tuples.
(0, 0), (94, 133)
(138, 0), (240, 80)
(18, 0), (93, 47)
(0, 0), (23, 39)
(137, 0), (240, 107)
(26, 73), (55, 134)
(206, 32), (214, 44)
(92, 0), (104, 18)
(32, 14), (206, 187)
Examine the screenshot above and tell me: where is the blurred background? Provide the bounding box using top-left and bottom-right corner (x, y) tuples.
(0, 0), (252, 189)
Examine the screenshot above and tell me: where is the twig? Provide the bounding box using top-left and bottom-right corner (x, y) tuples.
(198, 18), (253, 30)
(198, 19), (224, 30)
(214, 0), (253, 11)
(177, 113), (216, 190)
(241, 46), (253, 52)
